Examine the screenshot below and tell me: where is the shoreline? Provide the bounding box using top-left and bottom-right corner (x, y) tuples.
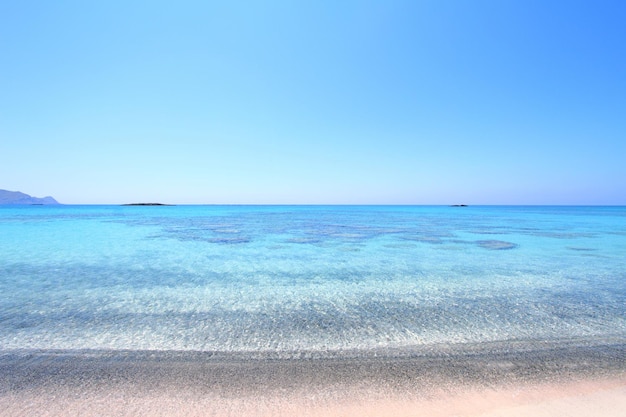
(2, 376), (624, 417)
(1, 342), (624, 416)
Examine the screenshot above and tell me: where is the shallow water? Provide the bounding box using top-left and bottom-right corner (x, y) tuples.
(0, 205), (624, 356)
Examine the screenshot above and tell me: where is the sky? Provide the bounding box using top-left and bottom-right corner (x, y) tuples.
(1, 0), (625, 205)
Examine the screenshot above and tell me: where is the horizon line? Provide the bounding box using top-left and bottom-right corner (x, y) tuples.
(4, 203), (626, 207)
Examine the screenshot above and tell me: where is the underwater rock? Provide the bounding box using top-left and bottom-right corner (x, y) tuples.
(476, 240), (518, 250)
(208, 237), (251, 244)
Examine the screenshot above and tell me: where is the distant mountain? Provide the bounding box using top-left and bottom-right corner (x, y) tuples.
(0, 189), (60, 205)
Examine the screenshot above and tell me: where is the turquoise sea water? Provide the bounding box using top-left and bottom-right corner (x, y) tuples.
(0, 205), (625, 357)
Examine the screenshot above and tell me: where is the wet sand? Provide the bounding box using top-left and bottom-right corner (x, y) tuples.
(1, 341), (624, 416)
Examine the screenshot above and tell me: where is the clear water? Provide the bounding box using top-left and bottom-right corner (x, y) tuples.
(1, 205), (625, 356)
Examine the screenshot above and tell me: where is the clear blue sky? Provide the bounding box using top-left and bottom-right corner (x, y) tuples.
(1, 1), (625, 204)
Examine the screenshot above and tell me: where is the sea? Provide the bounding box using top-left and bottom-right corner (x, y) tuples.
(1, 205), (625, 359)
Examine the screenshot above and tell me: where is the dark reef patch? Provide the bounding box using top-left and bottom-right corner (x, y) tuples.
(476, 240), (518, 250)
(566, 247), (597, 252)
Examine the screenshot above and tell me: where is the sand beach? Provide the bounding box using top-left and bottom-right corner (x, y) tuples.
(1, 341), (624, 416)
